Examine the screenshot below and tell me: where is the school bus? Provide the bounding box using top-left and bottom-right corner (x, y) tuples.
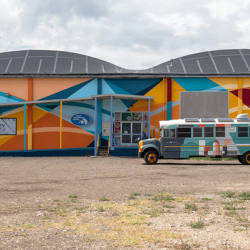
(138, 114), (250, 165)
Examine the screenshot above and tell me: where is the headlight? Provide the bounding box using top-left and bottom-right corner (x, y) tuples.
(139, 140), (143, 152)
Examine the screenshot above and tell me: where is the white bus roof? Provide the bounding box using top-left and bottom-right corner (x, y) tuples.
(159, 114), (250, 128)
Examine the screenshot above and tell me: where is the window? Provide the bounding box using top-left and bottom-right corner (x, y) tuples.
(193, 127), (202, 137)
(204, 127), (214, 137)
(177, 128), (191, 138)
(216, 127), (225, 137)
(238, 127), (248, 137)
(170, 129), (176, 138)
(164, 129), (175, 138)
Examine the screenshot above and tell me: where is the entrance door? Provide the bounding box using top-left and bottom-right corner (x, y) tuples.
(122, 122), (131, 144)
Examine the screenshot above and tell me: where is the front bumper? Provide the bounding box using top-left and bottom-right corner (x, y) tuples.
(138, 151), (143, 158)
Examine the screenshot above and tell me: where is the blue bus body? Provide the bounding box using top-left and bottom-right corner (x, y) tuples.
(138, 114), (250, 164)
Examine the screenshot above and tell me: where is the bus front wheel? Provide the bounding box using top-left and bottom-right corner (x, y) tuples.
(238, 156), (243, 164)
(144, 151), (158, 165)
(242, 152), (250, 165)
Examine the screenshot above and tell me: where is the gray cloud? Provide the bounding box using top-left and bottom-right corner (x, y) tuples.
(0, 0), (250, 69)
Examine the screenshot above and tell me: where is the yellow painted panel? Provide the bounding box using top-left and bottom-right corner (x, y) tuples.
(243, 78), (250, 88)
(28, 124), (33, 150)
(132, 79), (166, 109)
(172, 79), (185, 102)
(209, 77), (238, 91)
(33, 106), (48, 123)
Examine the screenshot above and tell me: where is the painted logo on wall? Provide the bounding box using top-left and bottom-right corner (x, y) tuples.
(71, 114), (93, 126)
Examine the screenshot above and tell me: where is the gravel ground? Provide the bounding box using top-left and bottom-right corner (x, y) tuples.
(0, 156), (250, 249)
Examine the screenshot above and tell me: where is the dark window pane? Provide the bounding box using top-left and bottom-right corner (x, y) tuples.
(132, 123), (141, 133)
(238, 127), (248, 137)
(204, 127), (214, 137)
(193, 127), (202, 137)
(177, 128), (191, 138)
(122, 123), (131, 133)
(122, 135), (131, 143)
(216, 127), (225, 137)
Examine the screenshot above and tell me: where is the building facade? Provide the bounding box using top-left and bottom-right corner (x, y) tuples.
(0, 49), (249, 156)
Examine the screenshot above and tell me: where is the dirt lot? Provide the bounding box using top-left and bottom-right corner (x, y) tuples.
(0, 156), (250, 249)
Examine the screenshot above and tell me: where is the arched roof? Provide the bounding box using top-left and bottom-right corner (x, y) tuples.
(0, 49), (249, 77)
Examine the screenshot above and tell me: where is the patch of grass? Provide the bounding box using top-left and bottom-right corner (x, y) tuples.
(99, 196), (111, 201)
(189, 219), (205, 229)
(238, 192), (250, 200)
(190, 157), (237, 161)
(225, 210), (237, 216)
(97, 206), (105, 212)
(163, 204), (175, 208)
(202, 197), (212, 201)
(184, 203), (198, 211)
(21, 223), (37, 229)
(152, 190), (175, 202)
(64, 221), (72, 226)
(73, 206), (88, 212)
(146, 208), (164, 217)
(70, 199), (80, 203)
(68, 195), (78, 199)
(201, 205), (210, 210)
(223, 204), (245, 211)
(144, 193), (151, 197)
(53, 199), (61, 202)
(216, 191), (237, 198)
(132, 193), (141, 196)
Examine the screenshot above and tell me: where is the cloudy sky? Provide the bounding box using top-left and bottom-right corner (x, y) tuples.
(0, 0), (250, 69)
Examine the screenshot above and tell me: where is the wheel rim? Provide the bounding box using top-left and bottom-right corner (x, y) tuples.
(147, 153), (156, 163)
(246, 154), (250, 163)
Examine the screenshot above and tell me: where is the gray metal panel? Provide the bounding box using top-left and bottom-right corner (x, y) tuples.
(198, 56), (218, 74)
(56, 58), (72, 74)
(184, 118), (199, 122)
(39, 57), (56, 74)
(230, 56), (249, 73)
(1, 49), (250, 76)
(0, 59), (10, 73)
(7, 58), (24, 73)
(167, 59), (185, 73)
(182, 59), (201, 74)
(180, 92), (228, 118)
(218, 118), (234, 122)
(23, 57), (41, 73)
(213, 56), (234, 73)
(200, 118), (215, 122)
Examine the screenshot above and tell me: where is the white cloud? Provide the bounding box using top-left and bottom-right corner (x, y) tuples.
(0, 0), (249, 69)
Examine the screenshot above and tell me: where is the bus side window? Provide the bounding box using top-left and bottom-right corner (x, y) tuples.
(193, 127), (202, 137)
(170, 129), (176, 138)
(204, 127), (214, 137)
(238, 127), (248, 137)
(216, 127), (225, 137)
(164, 129), (168, 137)
(177, 128), (191, 138)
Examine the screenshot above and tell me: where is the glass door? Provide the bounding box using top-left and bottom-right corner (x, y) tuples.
(122, 122), (131, 144)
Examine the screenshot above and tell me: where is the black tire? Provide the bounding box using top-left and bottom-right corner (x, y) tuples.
(238, 156), (243, 164)
(242, 152), (250, 165)
(144, 151), (158, 164)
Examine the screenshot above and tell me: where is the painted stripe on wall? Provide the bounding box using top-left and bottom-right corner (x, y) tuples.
(167, 78), (172, 120)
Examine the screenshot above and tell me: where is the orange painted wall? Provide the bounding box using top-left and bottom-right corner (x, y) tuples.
(33, 78), (92, 100)
(0, 78), (28, 100)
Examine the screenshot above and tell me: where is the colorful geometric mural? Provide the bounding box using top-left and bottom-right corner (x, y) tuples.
(0, 76), (249, 152)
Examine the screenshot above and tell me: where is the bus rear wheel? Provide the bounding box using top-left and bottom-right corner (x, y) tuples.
(144, 151), (158, 165)
(242, 152), (250, 165)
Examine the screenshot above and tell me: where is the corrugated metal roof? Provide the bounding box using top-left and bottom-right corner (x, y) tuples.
(0, 49), (250, 77)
